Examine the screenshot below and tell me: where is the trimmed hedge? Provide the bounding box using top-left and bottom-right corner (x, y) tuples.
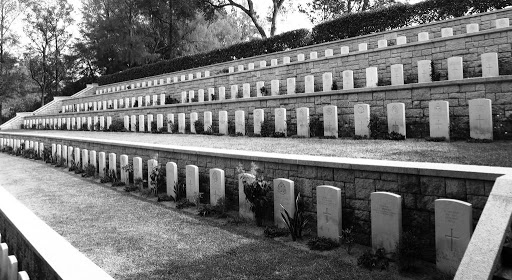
(97, 0), (510, 86)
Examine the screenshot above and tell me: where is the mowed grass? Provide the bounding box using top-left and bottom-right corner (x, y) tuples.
(0, 154), (423, 280)
(13, 130), (512, 167)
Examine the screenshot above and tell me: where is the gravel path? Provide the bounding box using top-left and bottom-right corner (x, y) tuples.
(0, 154), (418, 280)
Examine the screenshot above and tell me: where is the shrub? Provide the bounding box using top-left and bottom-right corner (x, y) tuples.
(357, 248), (389, 271)
(260, 118), (274, 137)
(194, 120), (204, 134)
(368, 114), (388, 139)
(281, 193), (309, 241)
(309, 115), (323, 137)
(307, 237), (340, 251)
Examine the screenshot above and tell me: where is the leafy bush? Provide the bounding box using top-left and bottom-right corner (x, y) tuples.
(307, 237), (340, 251)
(368, 114), (388, 139)
(309, 115), (323, 137)
(149, 164), (166, 194)
(357, 248), (389, 271)
(237, 162), (273, 226)
(194, 120), (204, 134)
(340, 226), (355, 254)
(109, 118), (126, 132)
(260, 118), (274, 137)
(281, 193), (309, 241)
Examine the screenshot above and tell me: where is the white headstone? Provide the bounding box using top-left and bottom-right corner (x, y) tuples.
(190, 112), (198, 134)
(167, 114), (175, 133)
(283, 57), (290, 64)
(89, 150), (97, 170)
(68, 146), (73, 167)
(133, 157), (142, 181)
(418, 60), (432, 83)
(238, 65), (244, 72)
(418, 32), (429, 41)
(354, 104), (370, 137)
(448, 57), (463, 80)
(371, 192), (402, 254)
(120, 155), (129, 184)
(396, 36), (407, 45)
(188, 90), (195, 103)
(273, 178), (295, 228)
(0, 243), (7, 280)
(219, 111), (228, 135)
(109, 153), (116, 175)
(205, 71), (210, 77)
(358, 43), (368, 51)
(259, 61), (267, 68)
(297, 54), (305, 61)
(253, 109), (264, 135)
(219, 86), (226, 101)
(231, 85), (238, 99)
(310, 51), (318, 60)
(343, 70), (354, 90)
(256, 81), (265, 97)
(208, 88), (214, 101)
(74, 147), (81, 167)
(210, 168), (225, 206)
(198, 89), (205, 102)
(340, 46), (349, 55)
(442, 28), (453, 37)
(391, 64), (404, 86)
(271, 80), (280, 96)
(248, 63), (255, 70)
(378, 39), (387, 48)
(323, 105), (338, 138)
(325, 49), (333, 57)
(481, 53), (499, 78)
(82, 149), (89, 169)
(305, 75), (315, 93)
(181, 91), (187, 103)
(435, 199), (473, 275)
(297, 107), (310, 137)
(466, 23), (479, 33)
(271, 58), (278, 66)
(287, 78), (296, 95)
(235, 110), (245, 135)
(496, 18), (510, 28)
(7, 255), (17, 280)
(204, 111), (213, 132)
(98, 152), (106, 178)
(157, 114), (164, 130)
(166, 162), (177, 198)
(239, 173), (256, 220)
(186, 165), (199, 203)
(275, 108), (287, 136)
(317, 185), (342, 241)
(323, 72), (333, 92)
(147, 159), (158, 188)
(131, 115), (136, 132)
(387, 103), (406, 137)
(228, 66), (234, 73)
(429, 101), (450, 140)
(243, 83), (250, 98)
(366, 67), (378, 88)
(178, 113), (185, 133)
(469, 98), (493, 140)
(138, 115), (145, 132)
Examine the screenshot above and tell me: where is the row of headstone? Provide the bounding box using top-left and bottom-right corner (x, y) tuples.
(63, 53), (500, 115)
(94, 18), (509, 96)
(63, 93), (167, 113)
(0, 234), (30, 280)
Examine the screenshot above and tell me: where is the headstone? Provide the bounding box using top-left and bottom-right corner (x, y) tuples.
(238, 65), (244, 72)
(18, 271), (30, 280)
(109, 153), (116, 176)
(317, 185), (342, 241)
(188, 90), (194, 103)
(7, 255), (17, 280)
(243, 83), (250, 98)
(448, 57), (463, 80)
(435, 199), (473, 275)
(89, 150), (97, 170)
(323, 72), (333, 92)
(305, 75), (315, 93)
(466, 23), (479, 33)
(340, 46), (349, 55)
(496, 18), (510, 28)
(198, 89), (205, 102)
(442, 28), (453, 37)
(396, 36), (407, 45)
(297, 54), (305, 61)
(271, 80), (280, 96)
(0, 243), (7, 280)
(152, 94), (158, 106)
(235, 110), (245, 135)
(343, 70), (354, 90)
(253, 109), (264, 135)
(371, 192), (402, 253)
(157, 114), (164, 130)
(248, 63), (255, 70)
(131, 115), (137, 132)
(186, 165), (199, 202)
(418, 32), (429, 41)
(219, 111), (228, 135)
(296, 107), (310, 137)
(481, 53), (499, 78)
(325, 49), (333, 57)
(287, 78), (296, 94)
(88, 117), (93, 130)
(429, 101), (450, 140)
(231, 85), (238, 99)
(418, 60), (432, 83)
(271, 59), (278, 66)
(167, 114), (174, 133)
(210, 168), (225, 206)
(61, 144), (66, 165)
(273, 178), (295, 228)
(275, 108), (287, 136)
(74, 147), (81, 167)
(469, 98), (493, 140)
(56, 144), (62, 163)
(133, 157), (142, 181)
(218, 87), (226, 101)
(82, 149), (89, 169)
(208, 88), (214, 101)
(160, 94), (165, 105)
(204, 111), (213, 131)
(188, 73), (194, 80)
(98, 152), (106, 178)
(147, 159), (158, 188)
(113, 99), (118, 109)
(387, 103), (406, 137)
(166, 162), (178, 198)
(120, 155), (129, 184)
(181, 91), (187, 103)
(391, 64), (404, 86)
(173, 76), (178, 83)
(378, 39), (387, 48)
(283, 57), (290, 64)
(67, 146), (73, 167)
(323, 105), (338, 138)
(239, 173), (256, 220)
(138, 115), (145, 132)
(353, 104), (370, 137)
(190, 112), (198, 134)
(259, 61), (267, 68)
(256, 81), (265, 97)
(106, 116), (112, 130)
(310, 51), (318, 60)
(366, 67), (378, 88)
(178, 113), (185, 133)
(358, 43), (368, 51)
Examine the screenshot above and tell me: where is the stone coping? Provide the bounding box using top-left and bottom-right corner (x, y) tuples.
(92, 8), (512, 91)
(0, 186), (114, 280)
(2, 131), (512, 181)
(29, 75), (512, 119)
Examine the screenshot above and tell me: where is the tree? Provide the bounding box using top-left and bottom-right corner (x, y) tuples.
(0, 52), (28, 120)
(202, 0), (288, 38)
(299, 0), (397, 24)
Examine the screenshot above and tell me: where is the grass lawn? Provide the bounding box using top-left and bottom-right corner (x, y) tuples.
(0, 154), (447, 280)
(11, 130), (512, 167)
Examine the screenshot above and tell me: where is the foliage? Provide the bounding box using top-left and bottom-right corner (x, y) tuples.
(263, 226), (289, 238)
(357, 248), (389, 271)
(450, 118), (469, 141)
(194, 120), (204, 134)
(149, 164), (166, 194)
(280, 193), (309, 241)
(174, 181), (187, 202)
(197, 199), (227, 218)
(387, 131), (405, 141)
(397, 230), (428, 272)
(493, 113), (512, 140)
(309, 115), (323, 137)
(83, 164), (96, 178)
(299, 0), (395, 24)
(368, 114), (388, 139)
(306, 237), (340, 251)
(109, 118), (126, 132)
(340, 226), (355, 254)
(237, 162), (273, 226)
(42, 146), (52, 163)
(260, 118), (274, 137)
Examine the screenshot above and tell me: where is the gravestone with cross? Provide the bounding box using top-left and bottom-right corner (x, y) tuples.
(323, 105), (338, 138)
(317, 185), (342, 241)
(273, 178), (295, 228)
(481, 53), (499, 78)
(371, 192), (402, 254)
(391, 64), (404, 86)
(387, 103), (406, 137)
(275, 108), (287, 136)
(322, 72), (333, 92)
(186, 165), (199, 203)
(253, 109), (264, 135)
(429, 101), (450, 140)
(204, 111), (213, 131)
(354, 104), (370, 137)
(271, 80), (280, 96)
(418, 60), (432, 83)
(366, 67), (378, 87)
(231, 85), (238, 99)
(166, 162), (178, 198)
(343, 70), (354, 90)
(287, 78), (296, 95)
(305, 75), (315, 93)
(178, 113), (186, 133)
(435, 199), (473, 275)
(469, 99), (493, 140)
(448, 57), (463, 80)
(190, 112), (198, 134)
(235, 110), (246, 135)
(239, 173), (256, 220)
(219, 111), (228, 135)
(297, 107), (310, 137)
(210, 168), (225, 206)
(218, 86), (226, 101)
(198, 89), (205, 102)
(243, 83), (251, 98)
(133, 157), (143, 181)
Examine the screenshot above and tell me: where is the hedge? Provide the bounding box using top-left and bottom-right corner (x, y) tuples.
(97, 0), (510, 86)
